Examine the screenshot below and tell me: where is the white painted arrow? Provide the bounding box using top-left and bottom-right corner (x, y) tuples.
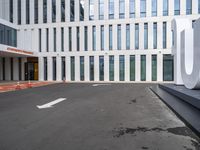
(92, 84), (111, 87)
(37, 98), (67, 109)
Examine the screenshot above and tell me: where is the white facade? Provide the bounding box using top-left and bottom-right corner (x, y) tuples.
(0, 0), (200, 82)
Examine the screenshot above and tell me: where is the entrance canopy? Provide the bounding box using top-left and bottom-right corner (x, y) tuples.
(0, 45), (36, 57)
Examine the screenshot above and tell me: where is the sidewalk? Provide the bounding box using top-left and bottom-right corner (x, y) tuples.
(0, 81), (55, 93)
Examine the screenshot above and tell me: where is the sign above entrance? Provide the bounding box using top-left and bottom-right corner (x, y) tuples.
(7, 47), (34, 55)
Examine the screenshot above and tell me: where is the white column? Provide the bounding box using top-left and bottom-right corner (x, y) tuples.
(157, 0), (162, 17)
(96, 25), (100, 51)
(85, 56), (89, 81)
(114, 55), (119, 81)
(157, 54), (163, 81)
(47, 0), (52, 23)
(180, 0), (186, 15)
(192, 0), (198, 14)
(125, 0), (130, 19)
(125, 55), (130, 81)
(146, 0), (151, 17)
(32, 29), (38, 52)
(135, 55), (140, 81)
(94, 55), (99, 81)
(65, 56), (70, 81)
(49, 28), (54, 52)
(13, 0), (18, 24)
(38, 57), (44, 81)
(157, 22), (163, 49)
(114, 0), (119, 19)
(104, 0), (108, 20)
(94, 0), (99, 20)
(148, 22), (153, 49)
(135, 0), (140, 18)
(21, 0), (26, 24)
(0, 0), (2, 19)
(84, 0), (89, 21)
(139, 23), (144, 50)
(113, 24), (117, 51)
(75, 56), (80, 81)
(65, 0), (70, 22)
(146, 54), (151, 81)
(41, 28), (46, 52)
(80, 26), (84, 52)
(104, 55), (109, 81)
(88, 25), (93, 51)
(56, 0), (61, 22)
(57, 27), (61, 52)
(167, 21), (172, 49)
(169, 0), (174, 16)
(48, 57), (53, 81)
(4, 0), (9, 21)
(64, 27), (69, 52)
(38, 0), (43, 23)
(130, 24), (135, 50)
(72, 27), (77, 52)
(13, 58), (19, 81)
(104, 24), (109, 51)
(121, 24), (126, 50)
(56, 56), (62, 81)
(30, 0), (34, 24)
(75, 0), (80, 21)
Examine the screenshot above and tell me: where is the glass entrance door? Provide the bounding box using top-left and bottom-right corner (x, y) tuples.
(25, 62), (38, 80)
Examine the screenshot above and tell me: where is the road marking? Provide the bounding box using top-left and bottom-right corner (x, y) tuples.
(92, 84), (111, 87)
(37, 98), (67, 109)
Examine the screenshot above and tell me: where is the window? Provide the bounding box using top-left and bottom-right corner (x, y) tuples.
(126, 24), (130, 50)
(163, 22), (167, 49)
(43, 0), (47, 23)
(53, 28), (56, 52)
(174, 0), (180, 15)
(92, 26), (96, 51)
(99, 56), (104, 81)
(84, 26), (88, 51)
(163, 0), (168, 16)
(144, 23), (148, 49)
(80, 0), (84, 21)
(70, 56), (75, 81)
(117, 25), (121, 50)
(152, 0), (157, 16)
(153, 23), (157, 49)
(89, 0), (94, 20)
(34, 0), (38, 23)
(90, 56), (94, 81)
(109, 25), (113, 50)
(135, 24), (139, 50)
(61, 27), (64, 52)
(130, 55), (135, 81)
(61, 57), (66, 80)
(9, 0), (13, 22)
(99, 0), (104, 20)
(109, 56), (114, 81)
(43, 57), (48, 80)
(52, 0), (56, 22)
(46, 28), (49, 52)
(61, 0), (65, 22)
(69, 27), (72, 51)
(186, 0), (192, 15)
(70, 0), (75, 21)
(109, 0), (114, 19)
(130, 0), (135, 18)
(52, 57), (57, 81)
(18, 0), (21, 24)
(152, 55), (157, 81)
(101, 25), (104, 50)
(39, 29), (41, 52)
(163, 55), (174, 81)
(26, 0), (30, 24)
(80, 56), (84, 81)
(119, 0), (125, 18)
(77, 27), (80, 51)
(119, 55), (125, 81)
(140, 0), (146, 17)
(141, 55), (146, 81)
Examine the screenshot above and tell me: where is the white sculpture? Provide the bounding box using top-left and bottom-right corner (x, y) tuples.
(172, 18), (200, 89)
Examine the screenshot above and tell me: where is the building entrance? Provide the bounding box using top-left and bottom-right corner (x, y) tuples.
(25, 57), (38, 80)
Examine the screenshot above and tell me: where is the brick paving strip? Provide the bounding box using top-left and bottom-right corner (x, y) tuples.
(0, 81), (56, 93)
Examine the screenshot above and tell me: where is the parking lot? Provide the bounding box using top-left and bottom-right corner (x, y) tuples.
(0, 83), (199, 150)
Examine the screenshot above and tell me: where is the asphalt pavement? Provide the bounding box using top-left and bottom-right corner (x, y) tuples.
(0, 83), (199, 150)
